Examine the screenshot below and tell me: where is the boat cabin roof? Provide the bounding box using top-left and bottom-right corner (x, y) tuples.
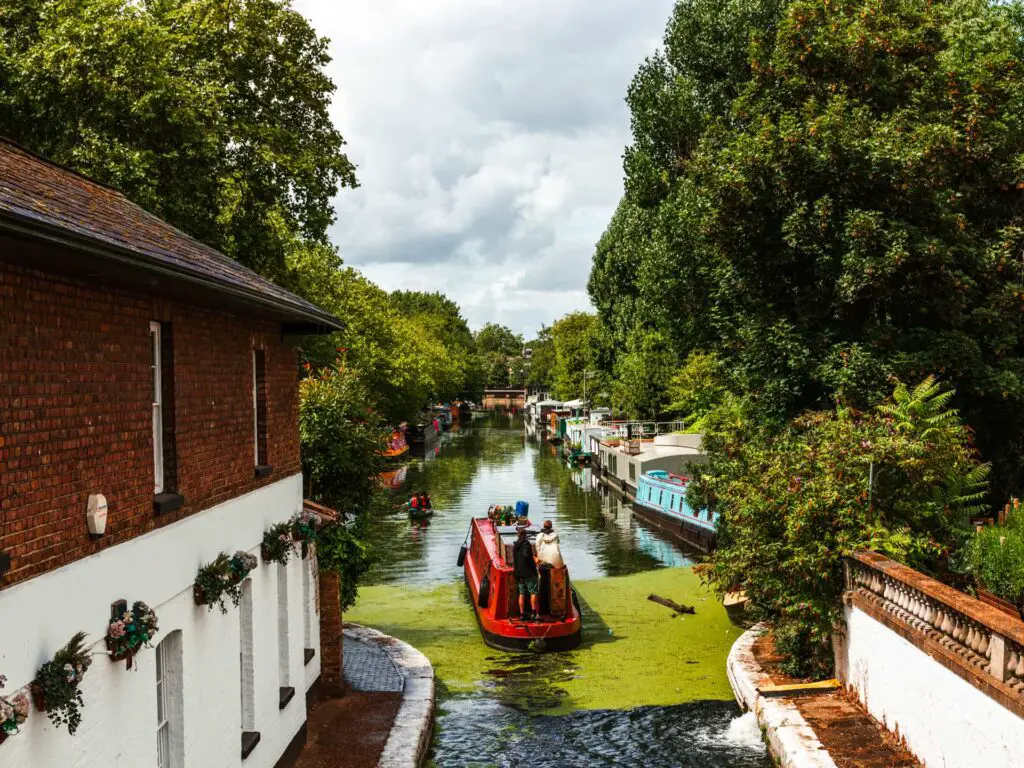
(646, 470), (689, 486)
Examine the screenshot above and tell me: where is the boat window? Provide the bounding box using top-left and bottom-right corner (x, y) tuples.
(670, 494), (676, 511)
(658, 490), (663, 506)
(629, 463), (636, 481)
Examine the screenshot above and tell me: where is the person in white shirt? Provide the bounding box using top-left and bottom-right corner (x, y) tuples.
(535, 520), (564, 567)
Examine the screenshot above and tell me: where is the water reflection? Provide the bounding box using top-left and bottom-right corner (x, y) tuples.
(366, 415), (692, 585)
(363, 416), (768, 768)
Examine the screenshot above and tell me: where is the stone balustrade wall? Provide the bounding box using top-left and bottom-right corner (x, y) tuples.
(837, 552), (1024, 767)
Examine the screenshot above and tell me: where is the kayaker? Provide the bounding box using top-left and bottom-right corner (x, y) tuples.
(513, 525), (540, 620)
(409, 495), (420, 513)
(535, 520), (564, 567)
(424, 493), (433, 510)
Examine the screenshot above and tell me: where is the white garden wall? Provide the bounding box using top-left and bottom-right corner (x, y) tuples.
(835, 603), (1024, 768)
(0, 472), (322, 768)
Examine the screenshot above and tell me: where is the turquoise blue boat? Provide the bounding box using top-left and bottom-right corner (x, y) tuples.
(633, 470), (718, 551)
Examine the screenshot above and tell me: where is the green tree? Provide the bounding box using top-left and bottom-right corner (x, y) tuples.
(551, 312), (601, 401)
(474, 323), (523, 356)
(591, 0), (1024, 497)
(392, 291), (475, 355)
(298, 361), (391, 610)
(612, 328), (676, 419)
(667, 351), (730, 430)
(525, 325), (556, 389)
(474, 323), (524, 390)
(695, 378), (989, 676)
(0, 0), (356, 284)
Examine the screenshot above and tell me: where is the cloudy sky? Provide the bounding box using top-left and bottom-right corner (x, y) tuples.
(294, 0), (675, 338)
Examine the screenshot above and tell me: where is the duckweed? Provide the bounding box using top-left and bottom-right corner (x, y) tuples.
(346, 566), (741, 714)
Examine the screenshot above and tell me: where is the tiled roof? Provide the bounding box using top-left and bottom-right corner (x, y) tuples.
(0, 139), (340, 330)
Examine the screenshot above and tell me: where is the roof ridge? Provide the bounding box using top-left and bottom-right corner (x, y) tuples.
(0, 138), (125, 195)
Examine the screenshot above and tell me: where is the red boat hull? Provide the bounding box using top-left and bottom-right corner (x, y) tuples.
(462, 517), (582, 652)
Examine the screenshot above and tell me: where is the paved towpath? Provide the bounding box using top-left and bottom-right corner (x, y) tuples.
(343, 634), (405, 693)
(293, 625), (434, 768)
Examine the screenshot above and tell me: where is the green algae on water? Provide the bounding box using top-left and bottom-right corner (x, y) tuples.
(346, 566), (741, 714)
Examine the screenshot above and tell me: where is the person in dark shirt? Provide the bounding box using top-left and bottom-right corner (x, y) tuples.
(513, 526), (540, 620)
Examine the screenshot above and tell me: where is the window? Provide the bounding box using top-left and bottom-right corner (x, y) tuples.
(239, 579), (256, 748)
(658, 490), (663, 506)
(151, 322), (181, 513)
(151, 322), (164, 494)
(302, 556), (312, 654)
(278, 565), (291, 689)
(628, 463), (636, 481)
(253, 350), (270, 475)
(156, 631), (183, 768)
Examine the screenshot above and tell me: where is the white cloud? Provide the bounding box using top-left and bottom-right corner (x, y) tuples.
(294, 0), (676, 337)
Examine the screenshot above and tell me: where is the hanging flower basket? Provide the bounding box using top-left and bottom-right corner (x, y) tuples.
(194, 551), (258, 613)
(106, 602), (159, 668)
(0, 675), (29, 745)
(261, 523), (296, 565)
(291, 510), (320, 545)
(33, 632), (92, 735)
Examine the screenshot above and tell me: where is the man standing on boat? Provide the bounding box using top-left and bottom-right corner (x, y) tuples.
(513, 525), (540, 620)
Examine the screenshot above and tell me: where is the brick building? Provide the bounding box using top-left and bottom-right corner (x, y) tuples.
(0, 140), (341, 767)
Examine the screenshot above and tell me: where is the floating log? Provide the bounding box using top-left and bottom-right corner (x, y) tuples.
(647, 594), (695, 614)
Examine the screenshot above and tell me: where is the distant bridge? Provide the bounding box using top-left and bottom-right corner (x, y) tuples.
(482, 389), (526, 410)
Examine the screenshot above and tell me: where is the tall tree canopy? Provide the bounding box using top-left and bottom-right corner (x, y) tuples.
(590, 0), (1024, 497)
(474, 323), (524, 357)
(551, 312), (604, 402)
(525, 325), (556, 389)
(0, 0), (356, 284)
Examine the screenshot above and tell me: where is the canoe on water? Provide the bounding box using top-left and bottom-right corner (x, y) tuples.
(457, 516), (582, 652)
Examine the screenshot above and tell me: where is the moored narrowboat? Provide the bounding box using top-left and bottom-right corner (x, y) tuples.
(633, 470), (718, 552)
(457, 515), (582, 652)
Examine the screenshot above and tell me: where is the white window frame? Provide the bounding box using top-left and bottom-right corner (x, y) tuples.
(151, 321), (164, 494)
(277, 564), (290, 687)
(239, 579), (255, 731)
(302, 556), (312, 650)
(156, 630), (184, 768)
(252, 350), (259, 464)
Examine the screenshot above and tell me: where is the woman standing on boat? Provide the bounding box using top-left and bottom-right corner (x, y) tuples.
(535, 520), (564, 567)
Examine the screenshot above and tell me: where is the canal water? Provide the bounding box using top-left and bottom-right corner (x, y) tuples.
(350, 415), (770, 768)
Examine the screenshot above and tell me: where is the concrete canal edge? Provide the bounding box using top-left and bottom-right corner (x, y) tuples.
(727, 624), (839, 768)
(343, 624), (436, 768)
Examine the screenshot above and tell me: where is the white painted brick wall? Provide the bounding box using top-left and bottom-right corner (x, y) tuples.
(0, 473), (319, 768)
(835, 603), (1024, 768)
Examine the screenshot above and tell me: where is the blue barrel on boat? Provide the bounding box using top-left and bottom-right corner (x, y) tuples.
(515, 500), (529, 517)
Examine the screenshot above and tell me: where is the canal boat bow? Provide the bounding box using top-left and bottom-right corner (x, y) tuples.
(457, 515), (582, 652)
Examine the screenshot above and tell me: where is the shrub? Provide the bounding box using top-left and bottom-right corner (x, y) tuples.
(697, 378), (989, 676)
(963, 508), (1024, 613)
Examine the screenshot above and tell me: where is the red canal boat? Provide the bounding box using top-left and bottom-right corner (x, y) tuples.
(457, 516), (582, 652)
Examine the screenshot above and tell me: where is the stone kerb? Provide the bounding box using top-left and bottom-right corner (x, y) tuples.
(343, 624), (435, 768)
(727, 624), (839, 768)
